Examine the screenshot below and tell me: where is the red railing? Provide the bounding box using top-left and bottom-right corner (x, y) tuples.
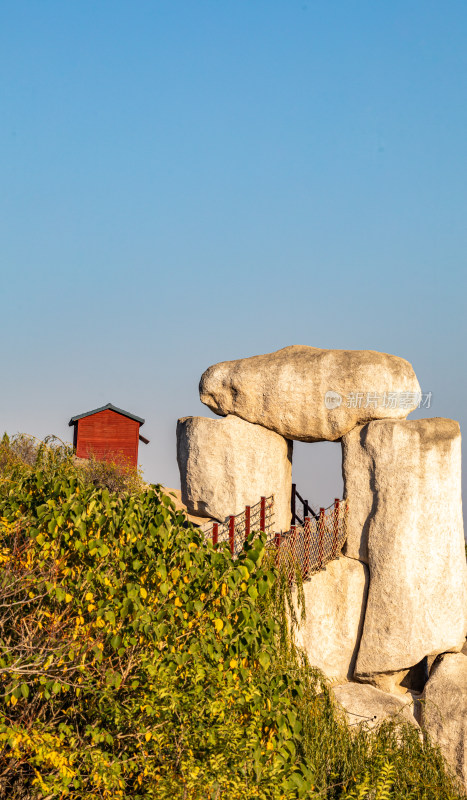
(201, 493), (348, 583)
(201, 496), (275, 557)
(272, 498), (348, 581)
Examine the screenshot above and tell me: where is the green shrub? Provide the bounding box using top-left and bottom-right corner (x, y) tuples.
(0, 436), (464, 799)
(0, 442), (319, 799)
(75, 451), (145, 495)
(0, 433), (144, 495)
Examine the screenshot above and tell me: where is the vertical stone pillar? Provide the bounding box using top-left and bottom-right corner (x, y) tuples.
(177, 414), (293, 532)
(342, 418), (467, 680)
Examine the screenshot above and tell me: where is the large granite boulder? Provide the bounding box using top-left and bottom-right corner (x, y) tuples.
(293, 556), (369, 681)
(341, 424), (373, 564)
(332, 682), (419, 731)
(199, 345), (420, 442)
(346, 418), (467, 680)
(177, 415), (292, 531)
(422, 653), (467, 788)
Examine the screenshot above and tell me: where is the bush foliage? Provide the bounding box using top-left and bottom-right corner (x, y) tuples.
(0, 435), (464, 799)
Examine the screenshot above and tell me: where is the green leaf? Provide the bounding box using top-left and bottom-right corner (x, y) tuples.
(258, 652), (270, 670)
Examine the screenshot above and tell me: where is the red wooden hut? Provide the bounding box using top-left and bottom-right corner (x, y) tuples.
(68, 403), (149, 468)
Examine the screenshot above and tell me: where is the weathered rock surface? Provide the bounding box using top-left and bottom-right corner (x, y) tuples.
(348, 418), (467, 678)
(341, 424), (373, 563)
(422, 653), (467, 788)
(293, 556), (369, 681)
(162, 487), (217, 527)
(358, 659), (429, 696)
(199, 345), (420, 442)
(177, 414), (292, 531)
(332, 682), (419, 731)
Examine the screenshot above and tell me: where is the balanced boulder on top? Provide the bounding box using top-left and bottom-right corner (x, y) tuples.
(199, 345), (421, 442)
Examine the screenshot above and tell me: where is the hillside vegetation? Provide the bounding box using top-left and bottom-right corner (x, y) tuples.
(0, 434), (464, 800)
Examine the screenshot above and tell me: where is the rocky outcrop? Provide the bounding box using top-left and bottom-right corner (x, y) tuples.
(348, 418), (467, 680)
(332, 682), (419, 731)
(199, 345), (420, 442)
(293, 557), (369, 681)
(176, 414), (292, 531)
(357, 659), (429, 696)
(341, 424), (373, 563)
(177, 345), (466, 755)
(161, 487), (217, 527)
(422, 653), (467, 788)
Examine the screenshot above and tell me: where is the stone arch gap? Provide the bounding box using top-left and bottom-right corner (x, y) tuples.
(291, 440), (344, 515)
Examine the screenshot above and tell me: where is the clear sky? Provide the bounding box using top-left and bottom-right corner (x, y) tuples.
(1, 1), (466, 511)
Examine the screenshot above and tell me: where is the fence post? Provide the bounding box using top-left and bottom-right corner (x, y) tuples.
(289, 525), (297, 581)
(318, 508), (325, 568)
(274, 532), (281, 566)
(291, 484), (296, 525)
(229, 516), (235, 555)
(212, 523), (219, 547)
(260, 497), (266, 532)
(304, 516), (311, 577)
(332, 498), (340, 557)
(245, 505), (251, 542)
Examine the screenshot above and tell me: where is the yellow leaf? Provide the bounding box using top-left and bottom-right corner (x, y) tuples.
(85, 592), (93, 602)
(145, 732), (152, 742)
(266, 741), (274, 750)
(214, 619), (223, 632)
(174, 597), (182, 608)
(241, 582), (247, 591)
(140, 587), (147, 599)
(221, 583), (228, 596)
(10, 695), (17, 706)
(229, 659), (238, 669)
(65, 594), (72, 603)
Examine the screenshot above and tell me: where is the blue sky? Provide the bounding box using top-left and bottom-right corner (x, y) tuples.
(1, 1), (466, 509)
